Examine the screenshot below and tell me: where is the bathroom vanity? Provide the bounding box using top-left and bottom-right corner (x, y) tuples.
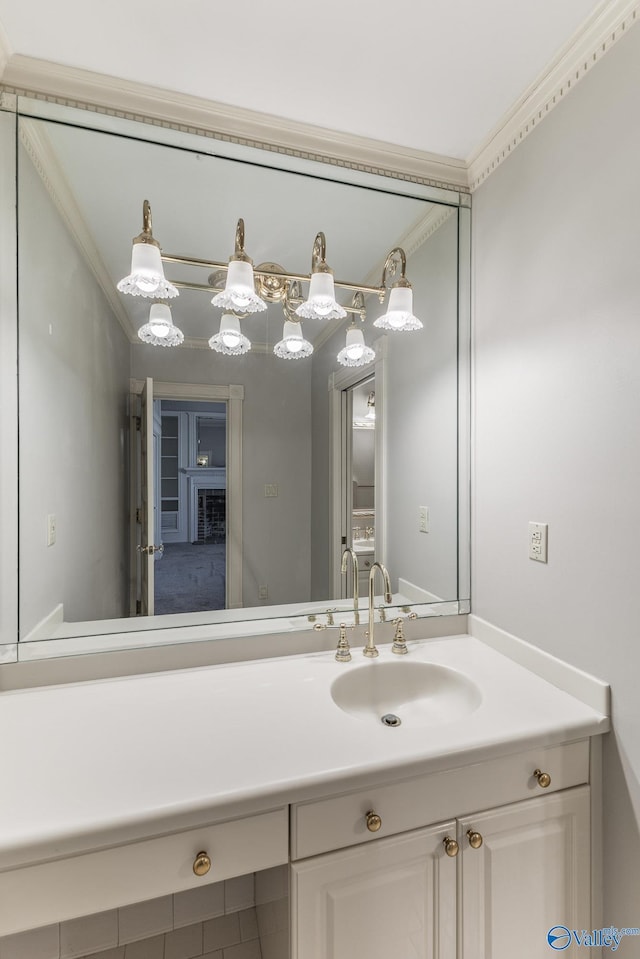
(0, 629), (609, 959)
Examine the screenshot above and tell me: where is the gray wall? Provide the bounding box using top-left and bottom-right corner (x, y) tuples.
(472, 23), (640, 919)
(131, 342), (312, 608)
(386, 212), (459, 600)
(18, 144), (131, 635)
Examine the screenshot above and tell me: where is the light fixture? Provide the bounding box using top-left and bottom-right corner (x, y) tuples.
(117, 201), (178, 299)
(373, 248), (423, 332)
(117, 204), (424, 362)
(209, 313), (251, 355)
(274, 281), (313, 359)
(137, 301), (184, 347)
(295, 233), (347, 321)
(337, 293), (375, 367)
(211, 219), (267, 314)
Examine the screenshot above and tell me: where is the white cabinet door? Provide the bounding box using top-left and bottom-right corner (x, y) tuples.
(459, 785), (591, 959)
(291, 822), (457, 959)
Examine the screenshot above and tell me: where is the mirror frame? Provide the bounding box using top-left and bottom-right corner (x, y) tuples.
(0, 94), (471, 664)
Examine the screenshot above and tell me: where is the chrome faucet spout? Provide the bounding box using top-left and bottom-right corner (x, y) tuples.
(365, 562), (392, 658)
(340, 547), (360, 625)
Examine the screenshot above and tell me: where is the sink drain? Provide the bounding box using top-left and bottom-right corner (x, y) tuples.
(381, 713), (402, 727)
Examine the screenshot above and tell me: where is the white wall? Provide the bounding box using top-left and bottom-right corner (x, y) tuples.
(472, 22), (640, 918)
(386, 212), (459, 600)
(131, 342), (312, 608)
(18, 144), (131, 635)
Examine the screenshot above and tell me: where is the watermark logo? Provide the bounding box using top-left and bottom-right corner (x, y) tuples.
(548, 927), (572, 951)
(548, 925), (640, 952)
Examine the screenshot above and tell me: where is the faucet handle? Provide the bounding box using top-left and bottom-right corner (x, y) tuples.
(335, 624), (352, 662)
(391, 618), (408, 655)
(325, 607), (338, 626)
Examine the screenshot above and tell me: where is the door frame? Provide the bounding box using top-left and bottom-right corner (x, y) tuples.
(328, 338), (386, 599)
(130, 379), (244, 611)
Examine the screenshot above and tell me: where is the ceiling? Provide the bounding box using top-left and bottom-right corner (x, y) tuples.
(0, 0), (614, 164)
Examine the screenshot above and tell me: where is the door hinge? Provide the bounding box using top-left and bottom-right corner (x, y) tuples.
(341, 535), (347, 545)
(136, 600), (142, 615)
(135, 416), (141, 431)
(136, 508), (142, 524)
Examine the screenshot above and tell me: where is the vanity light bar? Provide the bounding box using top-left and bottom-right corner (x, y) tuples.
(117, 207), (424, 361)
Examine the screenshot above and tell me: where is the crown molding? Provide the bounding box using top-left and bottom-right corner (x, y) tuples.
(467, 0), (640, 190)
(0, 17), (12, 81)
(19, 117), (135, 341)
(0, 54), (469, 192)
(3, 2), (638, 198)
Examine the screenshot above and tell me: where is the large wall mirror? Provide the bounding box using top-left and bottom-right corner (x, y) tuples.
(9, 96), (470, 659)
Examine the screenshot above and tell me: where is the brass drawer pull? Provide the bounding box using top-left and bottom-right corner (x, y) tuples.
(365, 811), (382, 833)
(467, 829), (483, 849)
(193, 850), (212, 877)
(533, 768), (551, 788)
(443, 836), (459, 857)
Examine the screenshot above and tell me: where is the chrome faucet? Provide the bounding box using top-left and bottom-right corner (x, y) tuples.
(364, 562), (392, 658)
(341, 547), (360, 625)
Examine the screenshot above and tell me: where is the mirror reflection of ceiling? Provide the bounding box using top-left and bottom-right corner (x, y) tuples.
(27, 119), (436, 347)
(0, 0), (605, 158)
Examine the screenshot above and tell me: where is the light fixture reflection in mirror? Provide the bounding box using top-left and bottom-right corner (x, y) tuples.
(118, 208), (423, 369)
(15, 107), (467, 652)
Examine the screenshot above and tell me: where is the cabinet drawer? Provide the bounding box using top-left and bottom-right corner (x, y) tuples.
(291, 740), (589, 859)
(0, 807), (288, 938)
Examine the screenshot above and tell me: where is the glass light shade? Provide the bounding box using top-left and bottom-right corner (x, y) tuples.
(337, 327), (375, 368)
(209, 314), (251, 355)
(211, 260), (267, 314)
(295, 272), (347, 320)
(137, 303), (184, 347)
(118, 243), (178, 299)
(274, 320), (313, 359)
(373, 285), (423, 331)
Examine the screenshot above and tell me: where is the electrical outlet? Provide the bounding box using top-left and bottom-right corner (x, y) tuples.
(264, 484), (278, 498)
(419, 506), (429, 533)
(258, 585), (268, 600)
(529, 522), (548, 563)
(47, 514), (57, 547)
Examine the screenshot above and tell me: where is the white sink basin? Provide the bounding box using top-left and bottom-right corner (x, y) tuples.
(330, 659), (481, 726)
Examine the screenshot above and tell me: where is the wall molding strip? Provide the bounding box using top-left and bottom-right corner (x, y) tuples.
(0, 55), (468, 192)
(467, 0), (640, 190)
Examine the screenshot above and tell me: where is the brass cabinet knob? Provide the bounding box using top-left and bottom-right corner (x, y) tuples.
(365, 811), (382, 833)
(193, 851), (212, 877)
(443, 836), (459, 857)
(533, 768), (552, 788)
(467, 829), (483, 849)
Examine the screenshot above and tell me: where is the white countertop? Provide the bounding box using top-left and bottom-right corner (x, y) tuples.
(0, 633), (609, 871)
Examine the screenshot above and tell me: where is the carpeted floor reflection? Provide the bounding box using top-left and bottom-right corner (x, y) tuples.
(154, 542), (226, 614)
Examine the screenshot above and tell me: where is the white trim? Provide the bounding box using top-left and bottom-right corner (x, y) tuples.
(468, 615), (610, 715)
(0, 17), (12, 81)
(467, 0), (640, 190)
(1, 55), (468, 191)
(18, 117), (135, 340)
